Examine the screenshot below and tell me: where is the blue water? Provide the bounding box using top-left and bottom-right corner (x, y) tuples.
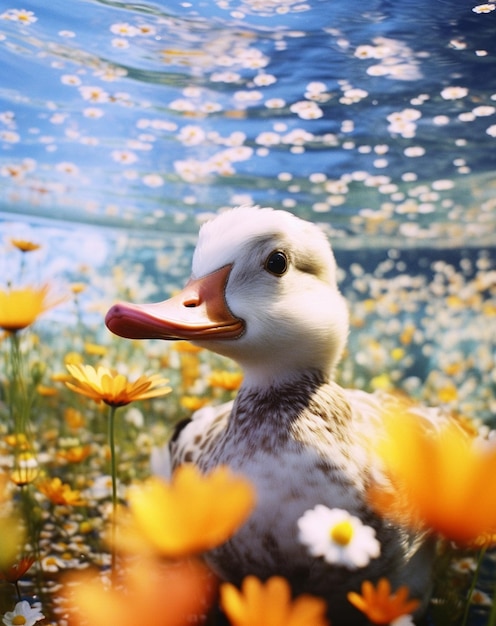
(0, 0), (495, 245)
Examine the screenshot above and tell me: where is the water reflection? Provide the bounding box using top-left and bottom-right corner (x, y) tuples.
(0, 0), (495, 245)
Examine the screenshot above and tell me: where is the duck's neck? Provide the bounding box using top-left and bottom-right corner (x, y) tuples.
(230, 368), (351, 441)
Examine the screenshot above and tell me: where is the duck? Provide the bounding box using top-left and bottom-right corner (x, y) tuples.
(105, 206), (436, 625)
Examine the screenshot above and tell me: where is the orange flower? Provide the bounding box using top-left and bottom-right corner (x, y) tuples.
(220, 575), (329, 626)
(370, 410), (496, 546)
(65, 364), (172, 407)
(0, 555), (35, 583)
(66, 558), (214, 626)
(63, 407), (86, 430)
(37, 477), (85, 506)
(57, 444), (92, 464)
(347, 578), (419, 625)
(118, 464), (255, 558)
(0, 285), (64, 332)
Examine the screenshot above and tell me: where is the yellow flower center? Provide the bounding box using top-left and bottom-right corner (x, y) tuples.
(12, 616), (27, 625)
(330, 520), (354, 546)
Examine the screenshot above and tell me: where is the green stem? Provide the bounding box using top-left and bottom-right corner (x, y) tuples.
(9, 331), (23, 433)
(461, 546), (486, 626)
(108, 404), (118, 578)
(487, 565), (496, 626)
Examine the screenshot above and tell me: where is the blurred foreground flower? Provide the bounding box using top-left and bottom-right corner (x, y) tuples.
(118, 464), (256, 558)
(66, 558), (214, 626)
(0, 285), (64, 332)
(0, 474), (24, 568)
(220, 575), (328, 626)
(370, 410), (496, 546)
(1, 600), (44, 626)
(65, 364), (172, 407)
(347, 578), (419, 625)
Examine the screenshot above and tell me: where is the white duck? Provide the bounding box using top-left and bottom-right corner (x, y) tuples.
(105, 206), (435, 624)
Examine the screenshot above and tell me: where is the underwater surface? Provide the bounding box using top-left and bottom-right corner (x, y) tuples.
(0, 0), (495, 625)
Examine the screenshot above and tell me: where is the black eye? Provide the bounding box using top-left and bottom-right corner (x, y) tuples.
(265, 250), (288, 276)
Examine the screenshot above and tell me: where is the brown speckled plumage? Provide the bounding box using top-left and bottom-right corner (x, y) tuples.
(171, 370), (434, 625)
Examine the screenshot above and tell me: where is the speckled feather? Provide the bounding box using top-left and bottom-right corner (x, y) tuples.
(170, 370), (435, 624)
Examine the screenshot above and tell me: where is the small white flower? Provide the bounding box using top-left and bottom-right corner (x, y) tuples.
(297, 505), (380, 569)
(1, 9), (37, 24)
(2, 601), (44, 626)
(109, 22), (139, 36)
(78, 85), (110, 103)
(142, 174), (164, 188)
(472, 3), (496, 13)
(440, 86), (468, 100)
(111, 150), (138, 164)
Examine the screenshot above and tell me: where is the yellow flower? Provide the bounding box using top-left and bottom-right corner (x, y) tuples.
(208, 370), (244, 391)
(65, 364), (172, 407)
(84, 342), (108, 357)
(347, 578), (419, 625)
(70, 282), (87, 294)
(0, 285), (64, 332)
(10, 238), (41, 253)
(180, 395), (208, 411)
(64, 351), (84, 366)
(370, 409), (496, 546)
(220, 575), (329, 626)
(66, 558), (213, 626)
(10, 452), (39, 486)
(3, 433), (30, 450)
(37, 477), (85, 506)
(119, 465), (256, 558)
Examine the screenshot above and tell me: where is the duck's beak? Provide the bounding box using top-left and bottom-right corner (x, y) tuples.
(105, 264), (245, 341)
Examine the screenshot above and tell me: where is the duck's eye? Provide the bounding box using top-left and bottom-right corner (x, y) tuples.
(265, 250), (288, 276)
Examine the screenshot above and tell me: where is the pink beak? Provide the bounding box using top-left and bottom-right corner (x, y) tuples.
(105, 264), (244, 341)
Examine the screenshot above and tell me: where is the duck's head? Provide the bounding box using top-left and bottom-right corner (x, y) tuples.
(105, 206), (349, 386)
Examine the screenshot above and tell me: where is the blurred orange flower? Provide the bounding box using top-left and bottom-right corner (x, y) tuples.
(0, 555), (35, 583)
(57, 444), (92, 464)
(347, 578), (419, 625)
(118, 464), (256, 558)
(220, 575), (328, 626)
(67, 558), (214, 626)
(370, 410), (496, 546)
(37, 477), (85, 506)
(65, 364), (172, 407)
(0, 285), (64, 332)
(63, 407), (86, 430)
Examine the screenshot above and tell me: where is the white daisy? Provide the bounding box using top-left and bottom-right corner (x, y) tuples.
(2, 601), (44, 626)
(297, 505), (381, 569)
